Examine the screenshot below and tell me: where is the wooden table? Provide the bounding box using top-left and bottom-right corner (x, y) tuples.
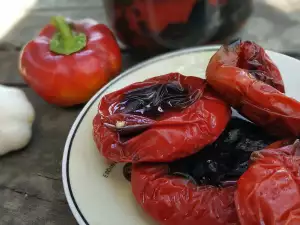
(1, 0), (300, 224)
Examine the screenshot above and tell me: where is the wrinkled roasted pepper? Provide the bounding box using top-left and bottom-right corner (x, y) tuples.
(19, 16), (122, 106)
(205, 40), (300, 138)
(131, 163), (238, 225)
(235, 139), (300, 225)
(93, 73), (231, 163)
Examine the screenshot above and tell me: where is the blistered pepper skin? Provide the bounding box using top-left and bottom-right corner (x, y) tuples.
(235, 140), (300, 225)
(131, 163), (240, 225)
(205, 40), (300, 138)
(93, 73), (231, 163)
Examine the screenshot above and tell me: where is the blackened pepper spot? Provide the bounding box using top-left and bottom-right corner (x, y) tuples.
(123, 163), (132, 181)
(169, 117), (277, 187)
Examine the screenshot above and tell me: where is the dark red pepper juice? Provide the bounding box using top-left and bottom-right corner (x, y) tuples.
(103, 0), (253, 56)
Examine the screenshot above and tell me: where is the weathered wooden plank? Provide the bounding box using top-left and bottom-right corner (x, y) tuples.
(0, 189), (77, 225)
(0, 51), (140, 85)
(0, 51), (24, 85)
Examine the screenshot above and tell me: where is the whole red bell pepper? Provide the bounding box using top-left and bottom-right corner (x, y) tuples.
(19, 16), (122, 106)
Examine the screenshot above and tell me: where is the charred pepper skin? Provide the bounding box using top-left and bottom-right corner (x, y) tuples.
(168, 117), (277, 187)
(19, 16), (122, 107)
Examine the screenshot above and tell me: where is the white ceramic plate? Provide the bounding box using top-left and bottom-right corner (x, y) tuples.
(62, 45), (300, 225)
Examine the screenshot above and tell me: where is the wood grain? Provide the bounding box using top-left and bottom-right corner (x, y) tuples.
(0, 189), (77, 225)
(0, 51), (24, 85)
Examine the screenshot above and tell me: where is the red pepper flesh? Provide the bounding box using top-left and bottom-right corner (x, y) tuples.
(19, 16), (122, 107)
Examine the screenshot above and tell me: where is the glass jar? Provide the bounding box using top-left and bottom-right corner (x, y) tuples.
(104, 0), (253, 56)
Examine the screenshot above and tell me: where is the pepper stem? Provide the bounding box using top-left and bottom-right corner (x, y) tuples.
(49, 16), (87, 55)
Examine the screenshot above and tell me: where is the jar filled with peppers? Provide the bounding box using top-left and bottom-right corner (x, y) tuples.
(103, 0), (253, 56)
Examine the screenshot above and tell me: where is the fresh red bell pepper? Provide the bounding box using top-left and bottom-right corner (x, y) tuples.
(235, 140), (300, 225)
(131, 163), (239, 225)
(205, 40), (300, 138)
(93, 73), (231, 163)
(19, 16), (122, 106)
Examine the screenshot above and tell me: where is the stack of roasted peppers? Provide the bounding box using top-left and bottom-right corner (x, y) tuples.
(93, 40), (300, 225)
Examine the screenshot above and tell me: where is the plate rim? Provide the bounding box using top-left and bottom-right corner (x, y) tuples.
(61, 44), (298, 225)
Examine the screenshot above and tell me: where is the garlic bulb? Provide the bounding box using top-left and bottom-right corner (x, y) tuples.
(0, 85), (35, 156)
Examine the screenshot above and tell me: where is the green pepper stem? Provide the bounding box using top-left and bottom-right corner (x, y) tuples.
(51, 16), (74, 49)
(49, 16), (87, 55)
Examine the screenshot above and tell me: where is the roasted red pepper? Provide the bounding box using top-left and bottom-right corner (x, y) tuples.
(207, 39), (285, 93)
(131, 163), (239, 225)
(93, 73), (231, 163)
(129, 116), (278, 225)
(205, 40), (300, 137)
(235, 140), (300, 225)
(19, 16), (122, 106)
